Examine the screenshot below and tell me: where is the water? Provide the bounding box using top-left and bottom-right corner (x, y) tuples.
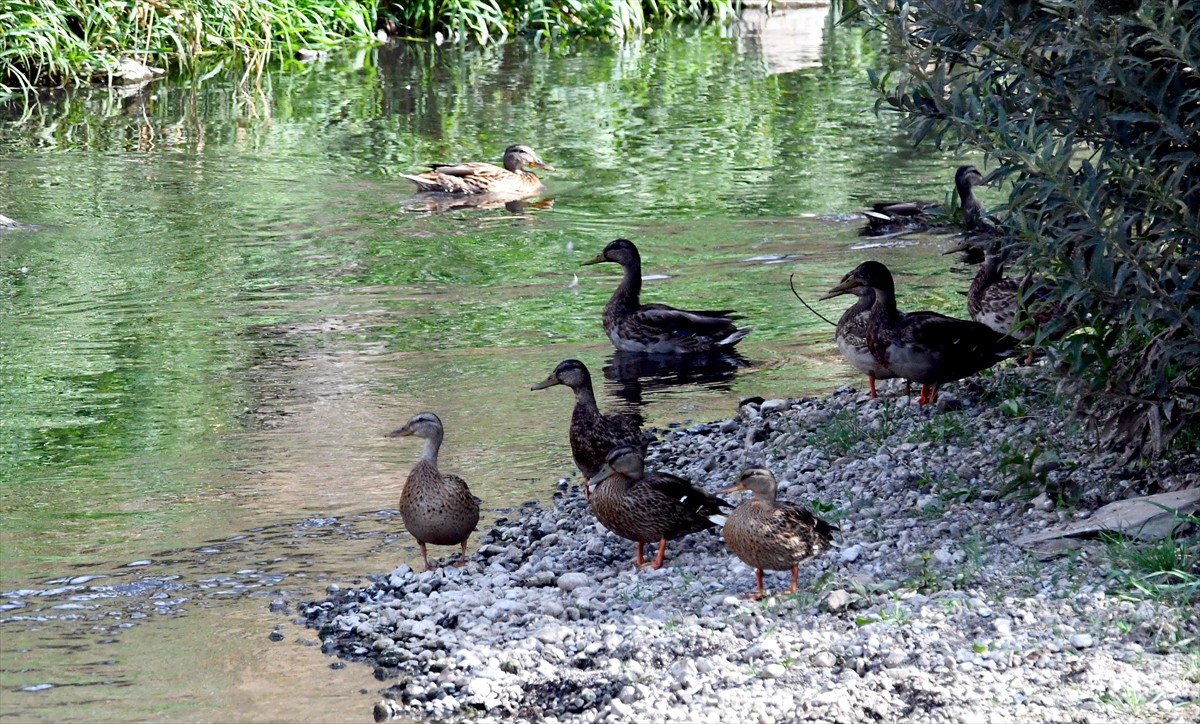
(0, 13), (990, 721)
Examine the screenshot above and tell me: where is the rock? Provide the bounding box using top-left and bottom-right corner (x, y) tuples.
(811, 651), (837, 668)
(823, 589), (853, 613)
(557, 572), (590, 592)
(760, 663), (787, 679)
(760, 399), (790, 414)
(1070, 634), (1094, 649)
(839, 545), (861, 563)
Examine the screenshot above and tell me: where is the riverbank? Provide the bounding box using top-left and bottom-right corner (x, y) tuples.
(298, 367), (1200, 723)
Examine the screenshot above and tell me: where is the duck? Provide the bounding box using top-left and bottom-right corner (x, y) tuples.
(833, 285), (901, 398)
(531, 358), (647, 499)
(720, 467), (835, 600)
(587, 446), (729, 570)
(385, 412), (481, 570)
(400, 144), (554, 196)
(821, 260), (1020, 405)
(860, 165), (986, 237)
(582, 238), (751, 354)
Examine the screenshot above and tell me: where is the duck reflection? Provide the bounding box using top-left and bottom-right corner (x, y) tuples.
(601, 350), (753, 406)
(401, 192), (555, 215)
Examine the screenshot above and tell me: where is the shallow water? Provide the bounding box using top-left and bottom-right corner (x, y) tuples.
(0, 14), (990, 721)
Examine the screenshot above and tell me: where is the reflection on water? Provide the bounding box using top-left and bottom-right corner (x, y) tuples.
(602, 350), (753, 407)
(0, 18), (993, 723)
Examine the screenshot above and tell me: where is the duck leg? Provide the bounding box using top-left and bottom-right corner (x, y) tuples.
(635, 541), (646, 568)
(787, 566), (800, 596)
(868, 373), (878, 399)
(918, 384), (932, 405)
(650, 538), (668, 570)
(451, 541), (469, 568)
(419, 542), (434, 572)
(749, 568), (766, 601)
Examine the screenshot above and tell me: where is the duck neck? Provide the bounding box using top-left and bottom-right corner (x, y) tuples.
(572, 380), (600, 413)
(416, 433), (442, 467)
(976, 253), (1004, 292)
(870, 285), (900, 325)
(612, 260), (642, 312)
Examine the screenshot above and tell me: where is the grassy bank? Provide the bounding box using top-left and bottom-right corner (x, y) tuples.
(0, 0), (738, 92)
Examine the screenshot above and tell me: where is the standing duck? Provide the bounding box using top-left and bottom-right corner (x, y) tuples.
(386, 412), (481, 570)
(587, 446), (729, 570)
(721, 467), (835, 600)
(860, 165), (986, 237)
(821, 261), (1020, 405)
(582, 238), (750, 354)
(833, 285), (900, 398)
(531, 359), (647, 499)
(401, 144), (554, 196)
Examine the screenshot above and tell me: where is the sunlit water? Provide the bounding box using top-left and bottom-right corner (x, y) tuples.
(0, 13), (991, 721)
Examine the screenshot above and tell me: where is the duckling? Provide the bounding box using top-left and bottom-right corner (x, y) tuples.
(582, 238), (750, 354)
(531, 359), (647, 499)
(822, 261), (1020, 405)
(386, 412), (480, 570)
(401, 144), (554, 196)
(721, 467), (835, 600)
(860, 165), (986, 237)
(587, 446), (729, 569)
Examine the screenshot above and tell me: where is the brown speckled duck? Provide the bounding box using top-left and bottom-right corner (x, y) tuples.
(587, 446), (729, 570)
(582, 238), (750, 354)
(386, 412), (481, 570)
(721, 467), (835, 600)
(860, 165), (986, 237)
(833, 285), (900, 398)
(531, 359), (647, 499)
(401, 144), (554, 196)
(822, 261), (1020, 405)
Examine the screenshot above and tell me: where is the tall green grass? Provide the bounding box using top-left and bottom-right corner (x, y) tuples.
(1, 0), (378, 92)
(1, 0), (740, 92)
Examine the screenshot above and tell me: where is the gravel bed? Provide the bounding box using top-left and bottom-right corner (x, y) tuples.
(297, 368), (1200, 723)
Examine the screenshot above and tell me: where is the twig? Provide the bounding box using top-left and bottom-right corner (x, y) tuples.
(788, 273), (837, 327)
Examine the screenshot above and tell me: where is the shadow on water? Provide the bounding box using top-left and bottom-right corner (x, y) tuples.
(601, 350), (754, 407)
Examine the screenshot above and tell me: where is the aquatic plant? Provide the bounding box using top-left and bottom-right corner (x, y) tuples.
(856, 0), (1200, 461)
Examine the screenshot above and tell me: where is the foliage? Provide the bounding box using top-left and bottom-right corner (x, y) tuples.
(0, 0), (739, 91)
(855, 0), (1200, 461)
(0, 0), (378, 92)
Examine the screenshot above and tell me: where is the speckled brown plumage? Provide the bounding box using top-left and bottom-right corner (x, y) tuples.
(860, 165), (986, 237)
(386, 412), (480, 570)
(531, 359), (646, 497)
(834, 286), (899, 398)
(721, 467), (834, 600)
(823, 261), (1020, 405)
(588, 446), (729, 569)
(582, 239), (750, 354)
(401, 144), (553, 196)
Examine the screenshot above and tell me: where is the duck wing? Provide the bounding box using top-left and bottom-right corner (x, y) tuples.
(646, 473), (730, 519)
(636, 304), (743, 336)
(423, 161), (506, 177)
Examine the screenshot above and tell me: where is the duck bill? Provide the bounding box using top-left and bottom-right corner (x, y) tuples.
(530, 375), (559, 391)
(532, 161), (555, 171)
(820, 278), (860, 300)
(385, 426), (413, 438)
(719, 482), (749, 495)
(581, 253), (606, 266)
(587, 465), (615, 491)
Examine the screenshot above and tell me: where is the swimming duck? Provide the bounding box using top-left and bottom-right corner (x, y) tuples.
(587, 446), (729, 569)
(582, 238), (751, 354)
(860, 165), (986, 237)
(833, 285), (900, 398)
(400, 144), (554, 196)
(531, 358), (647, 499)
(386, 412), (481, 570)
(821, 261), (1020, 405)
(721, 467), (835, 600)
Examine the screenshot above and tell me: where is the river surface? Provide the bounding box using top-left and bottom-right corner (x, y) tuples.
(0, 11), (989, 722)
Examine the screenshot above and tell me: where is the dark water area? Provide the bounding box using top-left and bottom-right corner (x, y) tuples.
(0, 10), (991, 721)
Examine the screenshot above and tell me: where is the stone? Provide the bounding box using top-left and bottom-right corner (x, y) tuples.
(824, 589), (852, 613)
(557, 572), (590, 592)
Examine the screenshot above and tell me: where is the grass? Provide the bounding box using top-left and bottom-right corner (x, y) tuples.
(1, 0), (741, 92)
(1101, 522), (1200, 609)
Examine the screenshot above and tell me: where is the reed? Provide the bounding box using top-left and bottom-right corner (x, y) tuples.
(0, 0), (738, 91)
